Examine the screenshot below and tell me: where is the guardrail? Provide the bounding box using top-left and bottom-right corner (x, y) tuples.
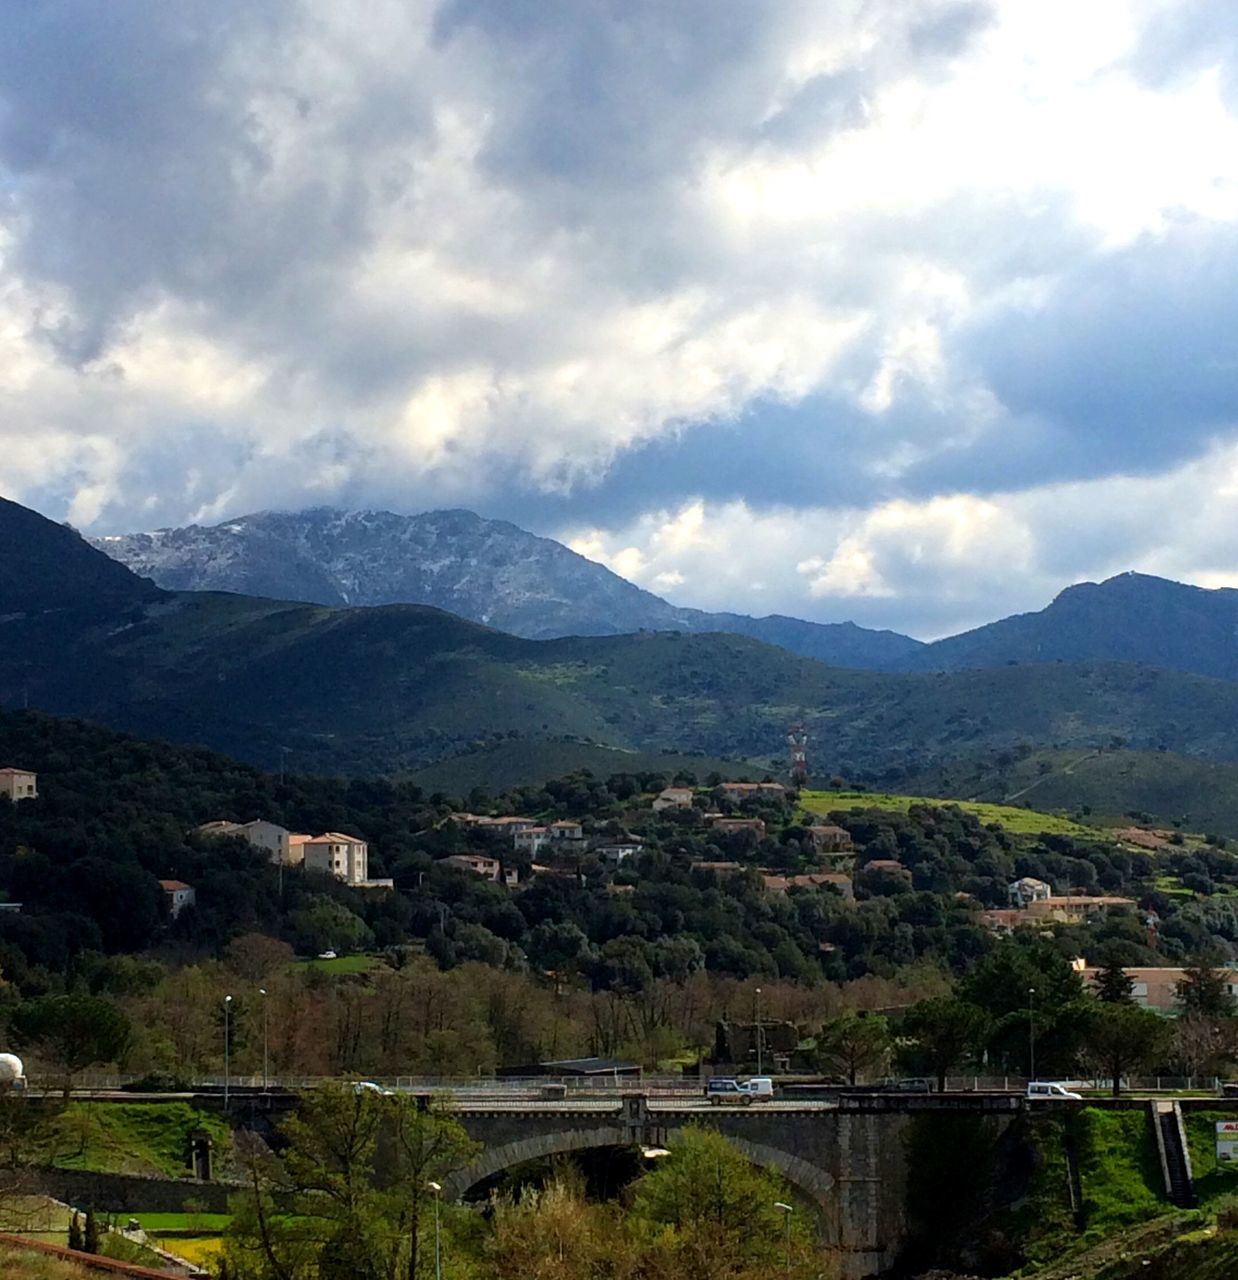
(44, 1071), (1238, 1099)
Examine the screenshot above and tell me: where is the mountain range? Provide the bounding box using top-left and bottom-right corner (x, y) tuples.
(8, 494), (1238, 791)
(90, 508), (924, 668)
(93, 507), (1238, 681)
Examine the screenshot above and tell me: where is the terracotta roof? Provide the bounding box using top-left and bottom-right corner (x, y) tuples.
(0, 767), (34, 776)
(159, 879), (192, 891)
(306, 831), (365, 844)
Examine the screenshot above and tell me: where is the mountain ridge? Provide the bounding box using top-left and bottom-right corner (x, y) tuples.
(903, 570), (1238, 679)
(9, 494), (1238, 788)
(90, 506), (924, 669)
(91, 506), (1238, 683)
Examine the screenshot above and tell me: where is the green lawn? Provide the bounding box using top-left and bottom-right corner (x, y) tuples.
(134, 1213), (233, 1232)
(800, 789), (1100, 837)
(292, 953), (380, 975)
(40, 1101), (231, 1179)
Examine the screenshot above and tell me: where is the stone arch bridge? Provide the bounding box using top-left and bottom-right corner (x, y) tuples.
(443, 1094), (1023, 1279)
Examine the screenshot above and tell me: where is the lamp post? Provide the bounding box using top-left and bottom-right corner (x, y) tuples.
(755, 986), (763, 1076)
(223, 995), (233, 1109)
(427, 1181), (443, 1280)
(774, 1201), (793, 1276)
(259, 988), (269, 1090)
(1028, 986), (1036, 1084)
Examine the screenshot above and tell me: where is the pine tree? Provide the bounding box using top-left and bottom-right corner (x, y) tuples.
(1177, 957), (1236, 1018)
(68, 1212), (84, 1252)
(1094, 951), (1135, 1004)
(83, 1206), (100, 1254)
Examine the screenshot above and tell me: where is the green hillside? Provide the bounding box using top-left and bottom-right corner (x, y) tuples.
(12, 496), (1238, 778)
(800, 789), (1099, 837)
(408, 740), (763, 794)
(907, 748), (1238, 838)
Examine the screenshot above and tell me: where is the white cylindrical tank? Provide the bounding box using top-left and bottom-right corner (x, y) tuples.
(0, 1053), (25, 1086)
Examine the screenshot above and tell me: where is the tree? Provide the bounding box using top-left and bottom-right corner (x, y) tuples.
(224, 1083), (476, 1280)
(488, 1173), (622, 1280)
(1082, 1002), (1170, 1097)
(813, 1010), (891, 1085)
(901, 998), (990, 1091)
(10, 995), (131, 1096)
(83, 1206), (99, 1254)
(1093, 952), (1135, 1005)
(629, 1126), (810, 1279)
(1176, 958), (1236, 1018)
(388, 1090), (478, 1280)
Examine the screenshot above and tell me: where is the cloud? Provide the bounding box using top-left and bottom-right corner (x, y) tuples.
(1, 1), (1238, 637)
(564, 440), (1238, 637)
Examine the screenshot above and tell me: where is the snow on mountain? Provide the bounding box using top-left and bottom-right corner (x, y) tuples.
(92, 507), (924, 667)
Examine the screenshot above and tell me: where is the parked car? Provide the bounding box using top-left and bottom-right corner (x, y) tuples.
(354, 1080), (392, 1096)
(705, 1076), (775, 1105)
(1026, 1081), (1082, 1101)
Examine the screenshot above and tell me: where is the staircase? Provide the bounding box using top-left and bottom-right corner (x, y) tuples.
(1151, 1100), (1196, 1208)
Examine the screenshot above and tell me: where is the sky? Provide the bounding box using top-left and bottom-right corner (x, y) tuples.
(3, 1), (1238, 638)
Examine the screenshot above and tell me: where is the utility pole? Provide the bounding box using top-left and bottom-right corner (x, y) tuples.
(224, 994), (233, 1109)
(774, 1202), (793, 1276)
(427, 1181), (443, 1280)
(1028, 986), (1036, 1084)
(755, 986), (763, 1076)
(259, 988), (269, 1090)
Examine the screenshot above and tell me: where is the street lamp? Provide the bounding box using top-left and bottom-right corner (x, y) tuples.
(1028, 986), (1036, 1084)
(223, 995), (233, 1109)
(755, 986), (763, 1076)
(259, 988), (269, 1091)
(774, 1201), (793, 1276)
(427, 1181), (443, 1280)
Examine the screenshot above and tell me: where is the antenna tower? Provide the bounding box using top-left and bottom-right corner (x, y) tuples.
(787, 722), (808, 787)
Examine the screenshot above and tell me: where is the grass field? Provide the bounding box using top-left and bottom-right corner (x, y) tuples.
(0, 1245), (92, 1280)
(800, 789), (1099, 836)
(136, 1212), (233, 1232)
(292, 953), (380, 975)
(40, 1101), (231, 1178)
(165, 1235), (225, 1267)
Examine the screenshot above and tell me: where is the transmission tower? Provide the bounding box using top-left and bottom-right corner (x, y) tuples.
(787, 722), (808, 787)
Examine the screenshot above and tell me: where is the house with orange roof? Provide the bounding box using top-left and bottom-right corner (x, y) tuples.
(159, 879), (196, 919)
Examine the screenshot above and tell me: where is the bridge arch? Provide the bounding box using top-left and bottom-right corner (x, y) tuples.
(444, 1125), (627, 1199)
(444, 1125), (834, 1210)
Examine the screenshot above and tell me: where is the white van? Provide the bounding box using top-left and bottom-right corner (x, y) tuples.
(1027, 1081), (1082, 1101)
(705, 1076), (775, 1105)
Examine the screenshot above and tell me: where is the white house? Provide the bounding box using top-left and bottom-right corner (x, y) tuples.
(159, 879), (196, 919)
(548, 820), (584, 842)
(594, 842), (644, 865)
(304, 832), (370, 885)
(195, 818), (312, 865)
(241, 820), (303, 864)
(0, 769), (37, 802)
(440, 853), (503, 881)
(514, 827), (550, 855)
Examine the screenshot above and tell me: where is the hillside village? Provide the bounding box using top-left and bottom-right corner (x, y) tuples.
(6, 713), (1238, 1042)
(152, 763), (1238, 1001)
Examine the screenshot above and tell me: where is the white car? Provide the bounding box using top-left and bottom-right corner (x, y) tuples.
(1027, 1081), (1083, 1101)
(317, 950), (337, 960)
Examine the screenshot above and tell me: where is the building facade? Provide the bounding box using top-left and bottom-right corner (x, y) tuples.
(0, 768), (37, 802)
